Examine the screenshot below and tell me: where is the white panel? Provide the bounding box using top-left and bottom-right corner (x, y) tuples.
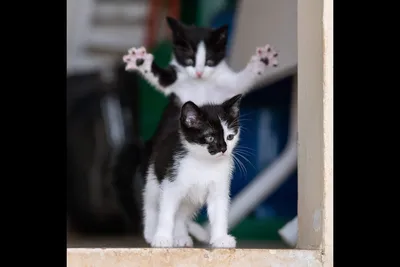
(87, 25), (145, 53)
(229, 0), (297, 85)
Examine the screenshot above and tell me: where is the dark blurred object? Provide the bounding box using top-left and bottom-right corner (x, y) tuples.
(67, 64), (142, 235)
(66, 71), (103, 117)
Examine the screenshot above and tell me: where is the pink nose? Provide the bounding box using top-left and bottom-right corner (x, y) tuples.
(196, 71), (203, 78)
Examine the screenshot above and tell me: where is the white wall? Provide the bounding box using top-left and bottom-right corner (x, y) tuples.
(67, 0), (148, 75)
(67, 0), (106, 74)
(229, 0), (297, 85)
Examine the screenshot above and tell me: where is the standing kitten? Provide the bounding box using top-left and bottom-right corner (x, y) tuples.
(123, 17), (278, 106)
(143, 94), (242, 248)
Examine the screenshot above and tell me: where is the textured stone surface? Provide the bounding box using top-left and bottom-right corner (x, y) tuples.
(67, 248), (322, 267)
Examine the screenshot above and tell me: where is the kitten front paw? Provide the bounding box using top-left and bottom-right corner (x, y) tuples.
(144, 229), (154, 244)
(173, 235), (194, 248)
(151, 234), (174, 248)
(249, 44), (279, 75)
(210, 234), (237, 248)
(123, 47), (153, 73)
(256, 44), (278, 67)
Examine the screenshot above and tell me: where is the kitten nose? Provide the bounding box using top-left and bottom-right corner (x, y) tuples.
(221, 145), (227, 153)
(196, 71), (203, 78)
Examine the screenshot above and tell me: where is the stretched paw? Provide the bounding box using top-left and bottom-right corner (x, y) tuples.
(210, 234), (236, 248)
(256, 44), (278, 67)
(151, 234), (174, 248)
(173, 235), (194, 248)
(249, 44), (279, 76)
(122, 47), (153, 73)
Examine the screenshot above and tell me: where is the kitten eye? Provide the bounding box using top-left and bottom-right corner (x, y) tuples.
(206, 59), (215, 66)
(205, 136), (214, 142)
(185, 58), (194, 66)
(227, 134), (235, 140)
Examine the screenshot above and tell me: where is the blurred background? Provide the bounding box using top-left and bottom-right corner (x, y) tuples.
(67, 0), (297, 248)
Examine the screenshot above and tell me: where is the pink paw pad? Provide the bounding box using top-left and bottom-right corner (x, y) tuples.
(122, 47), (150, 70)
(256, 44), (279, 67)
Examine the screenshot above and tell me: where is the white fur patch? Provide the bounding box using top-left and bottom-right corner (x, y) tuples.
(195, 41), (206, 74)
(142, 166), (160, 244)
(221, 119), (240, 155)
(170, 59), (239, 105)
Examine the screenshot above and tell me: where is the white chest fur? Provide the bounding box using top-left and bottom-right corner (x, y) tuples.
(172, 79), (232, 106)
(170, 155), (234, 206)
(169, 61), (238, 106)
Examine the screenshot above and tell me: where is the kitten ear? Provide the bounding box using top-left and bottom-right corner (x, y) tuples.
(166, 16), (188, 47)
(181, 101), (203, 129)
(166, 16), (184, 32)
(211, 24), (229, 45)
(222, 94), (242, 118)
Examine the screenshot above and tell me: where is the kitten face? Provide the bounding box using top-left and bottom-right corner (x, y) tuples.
(166, 17), (228, 79)
(180, 94), (242, 158)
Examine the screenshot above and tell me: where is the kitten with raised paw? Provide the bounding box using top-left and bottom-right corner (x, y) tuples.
(122, 16), (278, 106)
(142, 94), (243, 248)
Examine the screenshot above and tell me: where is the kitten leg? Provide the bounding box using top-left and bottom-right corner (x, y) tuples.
(142, 175), (160, 244)
(123, 47), (177, 95)
(151, 180), (183, 248)
(207, 180), (236, 248)
(173, 203), (196, 247)
(229, 44), (279, 95)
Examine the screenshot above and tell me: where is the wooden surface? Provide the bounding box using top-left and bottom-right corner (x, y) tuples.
(297, 0), (333, 258)
(67, 248), (322, 267)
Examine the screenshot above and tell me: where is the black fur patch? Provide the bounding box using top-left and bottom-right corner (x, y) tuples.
(151, 63), (178, 87)
(140, 94), (182, 182)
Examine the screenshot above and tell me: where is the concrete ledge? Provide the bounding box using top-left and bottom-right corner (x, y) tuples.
(67, 248), (322, 267)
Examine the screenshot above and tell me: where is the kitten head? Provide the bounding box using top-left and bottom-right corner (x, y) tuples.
(180, 94), (242, 158)
(166, 16), (228, 79)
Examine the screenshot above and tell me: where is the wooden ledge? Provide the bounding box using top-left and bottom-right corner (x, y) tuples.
(67, 248), (322, 267)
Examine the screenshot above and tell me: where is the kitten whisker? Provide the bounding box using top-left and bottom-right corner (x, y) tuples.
(234, 151), (256, 170)
(232, 154), (248, 178)
(239, 112), (256, 119)
(234, 149), (255, 157)
(235, 146), (256, 153)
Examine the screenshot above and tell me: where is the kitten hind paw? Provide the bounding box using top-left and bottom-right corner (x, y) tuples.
(123, 47), (153, 72)
(173, 235), (194, 248)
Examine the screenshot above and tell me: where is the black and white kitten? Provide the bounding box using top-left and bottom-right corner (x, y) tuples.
(122, 17), (278, 106)
(143, 94), (242, 248)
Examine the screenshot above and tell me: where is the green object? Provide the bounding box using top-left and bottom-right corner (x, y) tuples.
(180, 0), (199, 25)
(196, 215), (287, 241)
(230, 217), (287, 241)
(138, 41), (172, 141)
(198, 0), (228, 26)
